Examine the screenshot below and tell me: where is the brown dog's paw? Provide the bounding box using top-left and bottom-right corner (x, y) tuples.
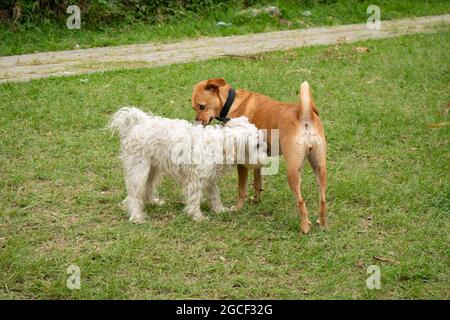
(316, 217), (329, 230)
(235, 201), (245, 211)
(249, 196), (261, 205)
(300, 220), (312, 234)
(129, 215), (146, 224)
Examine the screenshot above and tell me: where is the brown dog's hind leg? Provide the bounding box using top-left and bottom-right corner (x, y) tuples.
(315, 166), (328, 229)
(287, 164), (311, 234)
(252, 168), (263, 204)
(309, 151), (328, 229)
(236, 165), (248, 210)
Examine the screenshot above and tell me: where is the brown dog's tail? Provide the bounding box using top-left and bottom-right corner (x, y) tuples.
(299, 81), (319, 121)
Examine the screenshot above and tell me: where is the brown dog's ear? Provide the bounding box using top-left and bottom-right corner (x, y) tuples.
(205, 78), (227, 91)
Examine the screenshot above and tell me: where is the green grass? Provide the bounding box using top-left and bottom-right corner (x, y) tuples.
(0, 29), (449, 299)
(1, 0), (449, 56)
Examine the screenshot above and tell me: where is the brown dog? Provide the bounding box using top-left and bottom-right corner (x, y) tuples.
(191, 78), (327, 234)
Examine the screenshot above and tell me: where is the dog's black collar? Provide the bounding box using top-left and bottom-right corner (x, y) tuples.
(216, 88), (236, 123)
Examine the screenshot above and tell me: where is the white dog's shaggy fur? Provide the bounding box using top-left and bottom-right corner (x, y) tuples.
(109, 107), (267, 223)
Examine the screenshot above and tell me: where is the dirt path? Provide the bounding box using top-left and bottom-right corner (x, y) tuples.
(1, 14), (449, 84)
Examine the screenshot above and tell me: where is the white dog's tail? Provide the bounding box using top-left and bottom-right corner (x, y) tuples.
(108, 107), (148, 138)
(299, 81), (319, 122)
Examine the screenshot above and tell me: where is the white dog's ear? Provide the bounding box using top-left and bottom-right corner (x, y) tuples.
(205, 78), (227, 92)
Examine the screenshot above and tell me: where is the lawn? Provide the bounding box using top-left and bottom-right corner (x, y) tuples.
(1, 0), (449, 56)
(0, 29), (449, 299)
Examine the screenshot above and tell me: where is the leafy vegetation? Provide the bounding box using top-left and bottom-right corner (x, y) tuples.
(1, 0), (449, 55)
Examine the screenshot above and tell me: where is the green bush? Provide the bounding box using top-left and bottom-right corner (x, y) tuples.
(0, 0), (351, 27)
(0, 0), (238, 26)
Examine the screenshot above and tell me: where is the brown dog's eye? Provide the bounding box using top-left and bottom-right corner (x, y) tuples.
(198, 104), (206, 111)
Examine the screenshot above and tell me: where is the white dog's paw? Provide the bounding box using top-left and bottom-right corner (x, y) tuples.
(191, 213), (207, 222)
(150, 197), (165, 206)
(212, 205), (228, 213)
(129, 215), (146, 224)
(120, 199), (128, 210)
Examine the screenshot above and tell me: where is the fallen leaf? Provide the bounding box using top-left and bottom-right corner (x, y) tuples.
(355, 46), (370, 52)
(428, 122), (450, 128)
(359, 216), (373, 232)
(336, 36), (350, 44)
(367, 76), (382, 84)
(440, 103), (449, 116)
(373, 256), (395, 263)
(286, 68), (312, 74)
(279, 19), (292, 27)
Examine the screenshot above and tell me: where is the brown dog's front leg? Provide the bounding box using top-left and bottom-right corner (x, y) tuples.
(252, 168), (263, 204)
(236, 165), (248, 210)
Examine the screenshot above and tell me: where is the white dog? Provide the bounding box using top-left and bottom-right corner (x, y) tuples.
(109, 107), (267, 223)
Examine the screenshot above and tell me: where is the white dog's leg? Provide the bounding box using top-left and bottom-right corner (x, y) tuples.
(183, 180), (206, 221)
(146, 167), (165, 206)
(124, 162), (149, 223)
(206, 181), (227, 213)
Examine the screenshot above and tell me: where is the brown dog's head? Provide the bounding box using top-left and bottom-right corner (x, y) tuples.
(192, 78), (228, 125)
